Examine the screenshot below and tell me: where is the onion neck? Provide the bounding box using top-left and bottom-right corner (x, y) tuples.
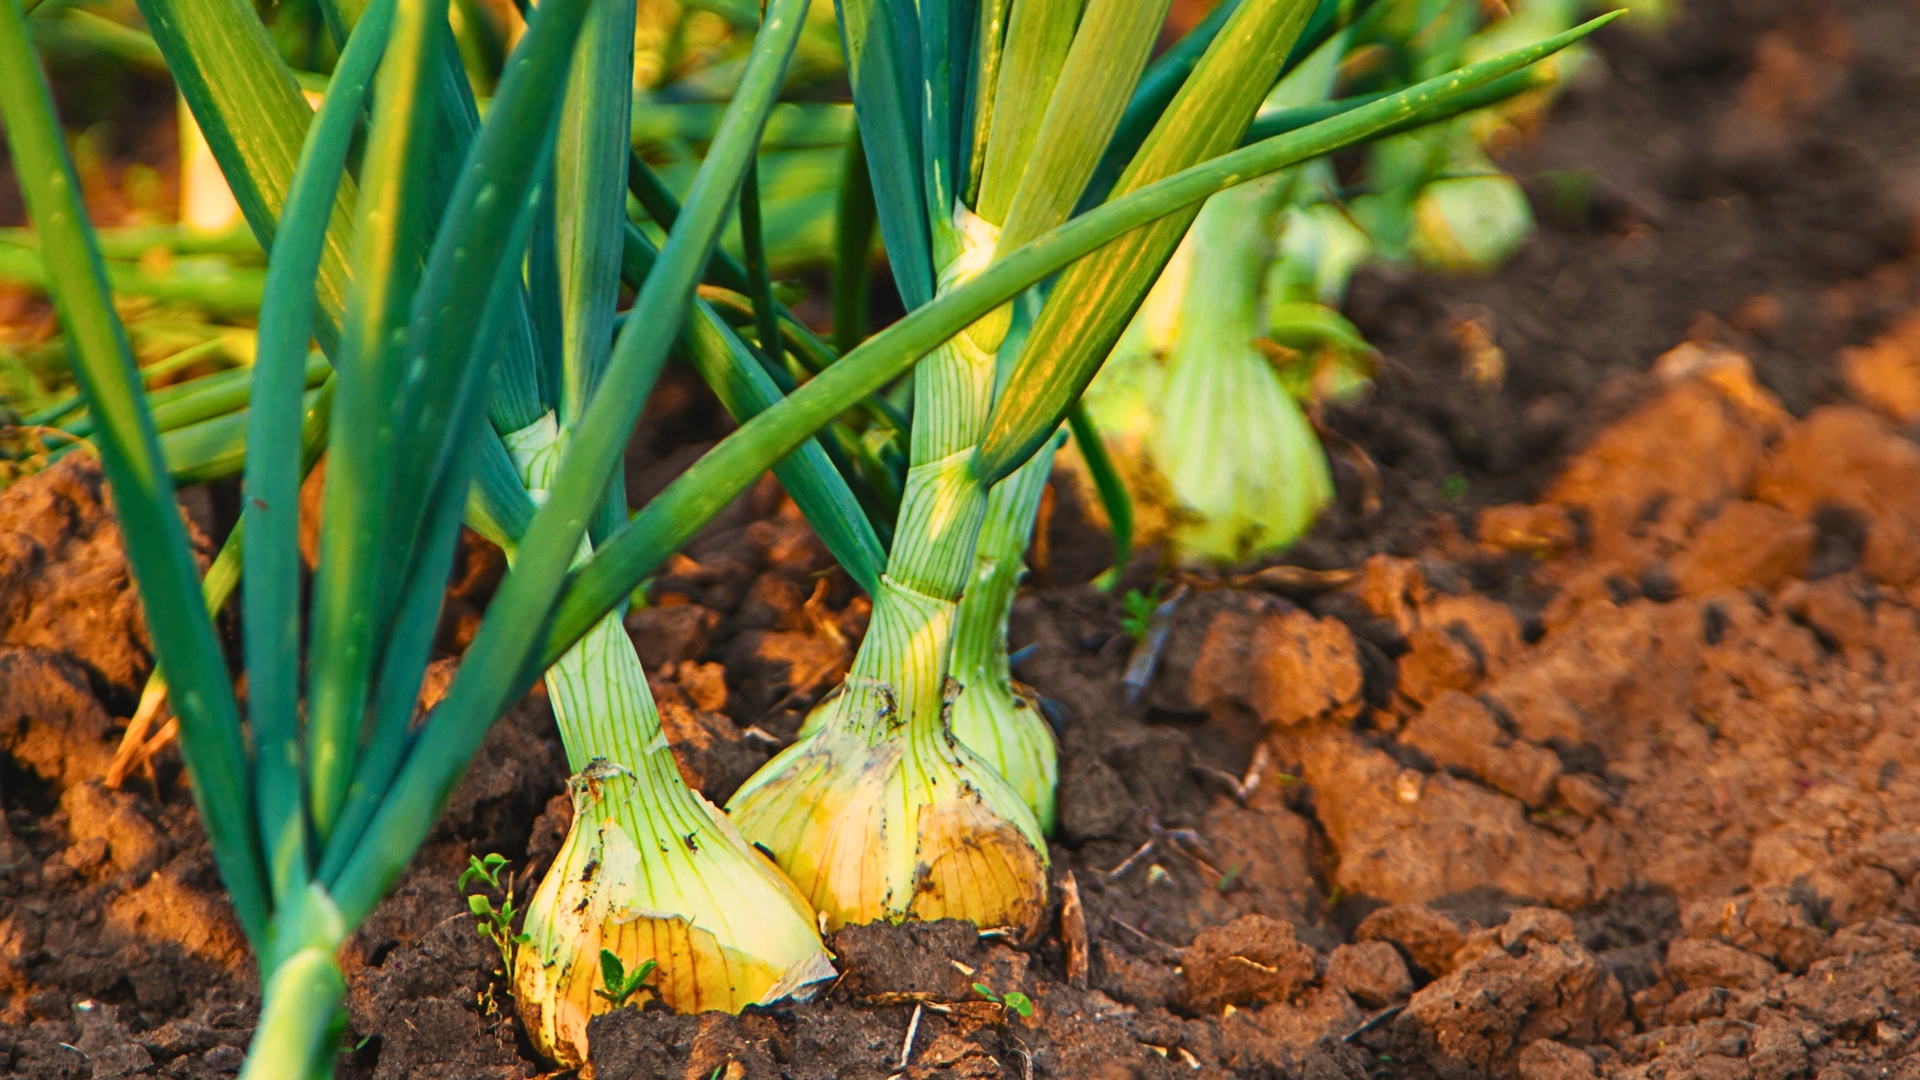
(1165, 178), (1279, 370)
(948, 437), (1055, 702)
(821, 207), (1007, 747)
(502, 414), (712, 841)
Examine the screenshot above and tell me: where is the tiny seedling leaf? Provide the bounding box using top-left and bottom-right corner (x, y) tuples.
(458, 856), (487, 894)
(595, 949), (657, 1007)
(630, 958), (657, 989)
(1120, 582), (1164, 641)
(461, 853), (510, 894)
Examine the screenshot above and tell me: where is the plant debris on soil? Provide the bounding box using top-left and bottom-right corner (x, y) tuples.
(9, 0), (1920, 1077)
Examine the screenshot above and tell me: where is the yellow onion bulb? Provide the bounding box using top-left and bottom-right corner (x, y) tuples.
(514, 760), (835, 1066)
(502, 413), (833, 1069)
(727, 580), (1049, 935)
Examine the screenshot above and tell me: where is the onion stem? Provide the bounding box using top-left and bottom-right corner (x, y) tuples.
(949, 437), (1060, 832)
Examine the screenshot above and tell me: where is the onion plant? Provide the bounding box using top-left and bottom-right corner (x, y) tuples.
(1354, 0), (1597, 273)
(0, 0), (1611, 1068)
(725, 0), (1618, 939)
(1072, 0), (1596, 567)
(1073, 32), (1365, 567)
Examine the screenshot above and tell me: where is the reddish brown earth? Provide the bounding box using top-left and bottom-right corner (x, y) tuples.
(8, 0), (1920, 1077)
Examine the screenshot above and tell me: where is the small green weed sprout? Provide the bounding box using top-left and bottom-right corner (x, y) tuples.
(460, 854), (530, 974)
(972, 981), (1033, 1019)
(595, 950), (658, 1009)
(1120, 582), (1166, 642)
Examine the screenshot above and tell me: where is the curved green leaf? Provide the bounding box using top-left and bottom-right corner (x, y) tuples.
(248, 0), (396, 914)
(0, 0), (267, 942)
(304, 0), (451, 839)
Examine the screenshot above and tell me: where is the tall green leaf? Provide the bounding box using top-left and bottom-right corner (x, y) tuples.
(246, 0), (396, 917)
(626, 148), (846, 377)
(916, 0), (961, 259)
(319, 237), (553, 884)
(0, 0), (268, 944)
(977, 0), (1316, 482)
(830, 127), (877, 356)
(994, 0), (1169, 252)
(303, 0), (449, 839)
(961, 0), (1012, 207)
(554, 0), (636, 544)
(973, 0), (1083, 226)
(739, 163), (786, 376)
(315, 0), (596, 873)
(1080, 0), (1240, 206)
(618, 226), (886, 595)
(556, 0), (637, 432)
(329, 0), (815, 925)
(131, 0), (356, 350)
(140, 0), (550, 465)
(834, 0), (932, 305)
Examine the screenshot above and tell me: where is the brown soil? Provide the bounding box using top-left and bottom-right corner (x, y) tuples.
(8, 0), (1920, 1077)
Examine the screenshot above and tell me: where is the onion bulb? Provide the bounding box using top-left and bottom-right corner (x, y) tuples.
(503, 415), (833, 1067)
(727, 574), (1050, 936)
(1410, 170), (1534, 275)
(1072, 177), (1336, 565)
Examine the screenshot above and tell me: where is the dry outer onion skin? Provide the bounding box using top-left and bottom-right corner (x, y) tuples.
(504, 415), (833, 1067)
